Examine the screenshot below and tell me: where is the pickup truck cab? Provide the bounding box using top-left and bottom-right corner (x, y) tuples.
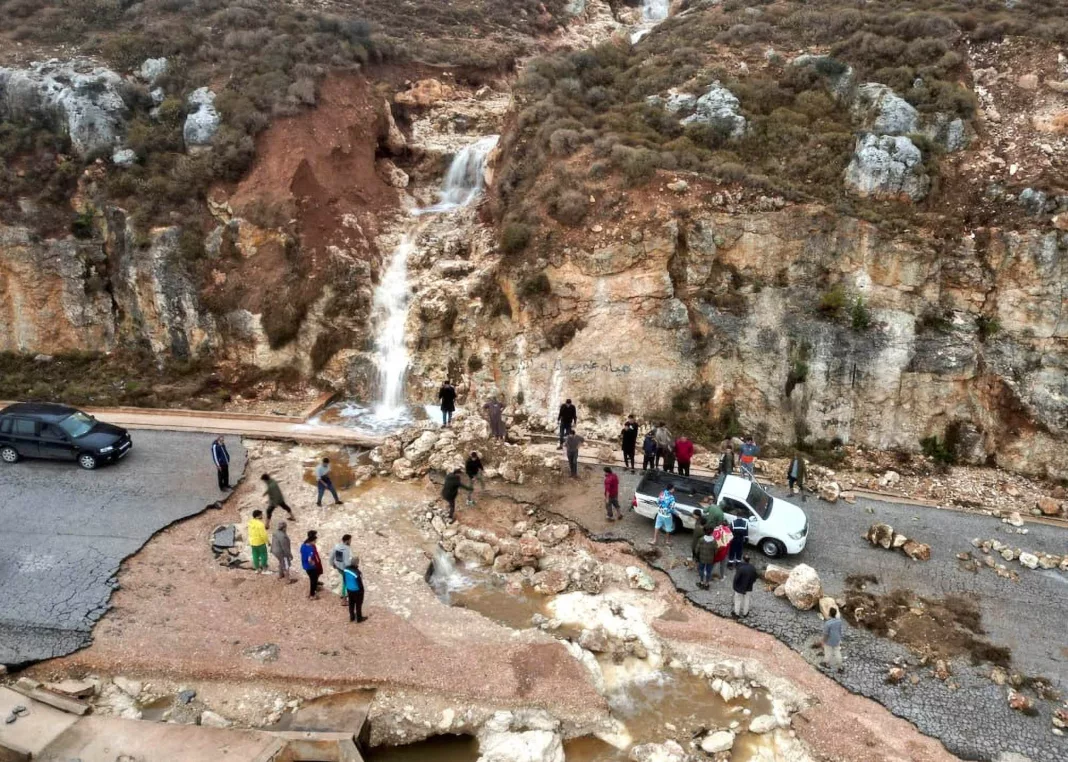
(632, 472), (808, 558)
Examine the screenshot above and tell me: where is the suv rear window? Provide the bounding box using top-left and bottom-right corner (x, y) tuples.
(13, 418), (36, 436)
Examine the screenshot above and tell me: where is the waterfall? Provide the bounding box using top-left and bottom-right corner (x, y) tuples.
(429, 546), (473, 601)
(640, 0), (669, 22)
(366, 135), (500, 426)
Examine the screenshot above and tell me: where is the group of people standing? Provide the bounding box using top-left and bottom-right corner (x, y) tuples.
(438, 380), (508, 441)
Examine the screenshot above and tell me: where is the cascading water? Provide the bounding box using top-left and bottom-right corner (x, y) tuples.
(630, 0), (669, 43)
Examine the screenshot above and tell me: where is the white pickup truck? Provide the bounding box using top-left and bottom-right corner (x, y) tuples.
(631, 472), (809, 558)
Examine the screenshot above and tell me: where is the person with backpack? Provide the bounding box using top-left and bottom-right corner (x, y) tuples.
(331, 534), (353, 606)
(674, 435), (694, 476)
(603, 466), (623, 521)
(343, 560), (366, 623)
(641, 431), (658, 472)
(710, 521), (734, 581)
(650, 484), (676, 547)
(300, 530), (323, 599)
(739, 436), (760, 480)
(728, 512), (749, 567)
(438, 380), (457, 427)
(557, 399), (578, 448)
(695, 525), (719, 589)
(732, 554), (758, 618)
(718, 442), (735, 475)
(620, 415), (640, 472)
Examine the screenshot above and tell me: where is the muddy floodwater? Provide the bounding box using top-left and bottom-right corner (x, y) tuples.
(367, 735), (480, 761)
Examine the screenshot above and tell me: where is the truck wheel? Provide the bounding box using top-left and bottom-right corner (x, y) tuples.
(1, 446), (18, 464)
(78, 453), (98, 470)
(760, 538), (785, 558)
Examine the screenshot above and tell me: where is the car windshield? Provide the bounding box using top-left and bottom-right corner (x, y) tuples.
(59, 411), (96, 438)
(747, 482), (773, 520)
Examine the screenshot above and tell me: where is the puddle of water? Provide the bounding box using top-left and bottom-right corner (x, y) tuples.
(448, 576), (549, 630)
(139, 696), (172, 722)
(301, 448), (359, 489)
(366, 735), (479, 762)
(311, 400), (442, 434)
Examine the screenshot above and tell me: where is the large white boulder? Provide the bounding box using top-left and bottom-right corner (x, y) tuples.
(629, 740), (691, 762)
(184, 87), (220, 148)
(783, 564), (822, 610)
(679, 83), (747, 138)
(477, 730), (564, 762)
(844, 133), (930, 201)
(852, 83), (919, 135)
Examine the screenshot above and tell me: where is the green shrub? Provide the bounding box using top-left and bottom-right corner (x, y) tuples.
(501, 222), (532, 254)
(548, 189), (588, 226)
(519, 272), (552, 298)
(976, 315), (1001, 341)
(818, 284), (847, 316)
(467, 354), (484, 372)
(851, 296), (872, 331)
(920, 435), (955, 465)
(545, 318), (584, 349)
(587, 396), (625, 416)
(70, 207), (95, 239)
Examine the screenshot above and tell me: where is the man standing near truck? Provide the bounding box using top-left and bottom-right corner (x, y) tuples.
(603, 466), (623, 520)
(728, 512), (749, 567)
(674, 434), (694, 476)
(654, 423), (674, 472)
(732, 554), (758, 618)
(739, 436), (760, 480)
(651, 484), (676, 548)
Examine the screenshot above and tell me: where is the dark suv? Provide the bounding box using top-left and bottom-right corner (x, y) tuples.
(0, 403), (132, 470)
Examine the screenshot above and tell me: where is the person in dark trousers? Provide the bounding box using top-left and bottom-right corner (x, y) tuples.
(695, 525), (719, 588)
(728, 512), (749, 566)
(271, 521), (294, 582)
(464, 451), (484, 505)
(343, 561), (366, 623)
(787, 452), (807, 496)
(674, 435), (694, 476)
(739, 436), (760, 480)
(620, 415), (639, 472)
(557, 399), (577, 448)
(331, 534), (353, 606)
(212, 436), (231, 490)
(262, 474), (294, 528)
(654, 423), (674, 471)
(300, 530), (323, 599)
(642, 431), (657, 472)
(821, 607), (846, 672)
(441, 468), (472, 520)
(718, 442), (735, 475)
(438, 380), (457, 427)
(603, 466), (623, 520)
(565, 429), (584, 478)
(315, 457), (343, 506)
(732, 554), (758, 618)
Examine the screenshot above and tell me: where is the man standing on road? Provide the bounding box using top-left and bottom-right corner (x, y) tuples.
(642, 430), (658, 472)
(565, 429), (584, 478)
(821, 607), (846, 673)
(718, 442), (735, 475)
(603, 466), (623, 521)
(557, 399), (578, 449)
(464, 451), (485, 505)
(728, 512), (749, 567)
(331, 534), (353, 606)
(651, 484), (676, 548)
(441, 468), (472, 520)
(343, 560), (366, 623)
(212, 436), (231, 491)
(261, 473), (294, 528)
(739, 436), (760, 480)
(620, 415), (639, 472)
(654, 423), (674, 472)
(300, 530), (323, 599)
(438, 379), (457, 427)
(674, 435), (694, 477)
(732, 554), (758, 618)
(248, 510), (269, 574)
(271, 521), (294, 582)
(787, 452), (807, 496)
(315, 457), (343, 507)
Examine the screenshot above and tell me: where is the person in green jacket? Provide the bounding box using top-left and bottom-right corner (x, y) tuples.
(261, 473), (294, 528)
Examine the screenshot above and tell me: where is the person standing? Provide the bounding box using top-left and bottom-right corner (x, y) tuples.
(261, 473), (294, 528)
(331, 534), (353, 606)
(315, 457), (343, 507)
(710, 521), (733, 580)
(654, 423), (674, 472)
(728, 511), (749, 566)
(718, 443), (735, 475)
(270, 521), (293, 582)
(565, 429), (584, 478)
(787, 452), (807, 496)
(642, 431), (657, 472)
(739, 436), (760, 480)
(651, 484), (676, 547)
(464, 451), (484, 505)
(300, 530), (323, 599)
(557, 399), (578, 448)
(438, 380), (457, 427)
(212, 436), (231, 491)
(248, 510), (269, 574)
(441, 468), (472, 520)
(603, 466), (623, 520)
(620, 415), (639, 472)
(343, 561), (366, 623)
(674, 435), (694, 477)
(821, 607), (846, 673)
(483, 398), (507, 440)
(732, 554), (758, 618)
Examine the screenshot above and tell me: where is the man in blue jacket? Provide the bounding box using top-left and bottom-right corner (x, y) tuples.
(212, 436), (231, 491)
(343, 560), (366, 623)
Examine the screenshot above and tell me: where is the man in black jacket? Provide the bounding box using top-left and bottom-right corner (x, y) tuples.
(732, 554), (758, 618)
(438, 380), (457, 427)
(441, 468), (472, 520)
(557, 399), (577, 448)
(620, 415), (639, 472)
(212, 436), (230, 490)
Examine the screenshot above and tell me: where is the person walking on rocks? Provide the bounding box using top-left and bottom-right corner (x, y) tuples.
(642, 430), (657, 472)
(674, 434), (694, 477)
(248, 510), (270, 574)
(728, 512), (749, 567)
(331, 534), (353, 606)
(441, 468), (472, 520)
(464, 451), (485, 505)
(787, 452), (807, 497)
(300, 530), (324, 599)
(710, 521), (733, 580)
(718, 442), (735, 475)
(438, 380), (457, 427)
(696, 525), (719, 588)
(565, 429), (584, 478)
(654, 423), (674, 472)
(620, 415), (639, 472)
(732, 554), (758, 618)
(739, 436), (760, 480)
(212, 436), (231, 491)
(483, 398), (507, 440)
(315, 457), (343, 507)
(262, 473), (294, 528)
(821, 607), (846, 673)
(603, 466), (623, 521)
(557, 399), (578, 449)
(651, 484), (676, 547)
(343, 560), (366, 623)
(271, 521), (294, 582)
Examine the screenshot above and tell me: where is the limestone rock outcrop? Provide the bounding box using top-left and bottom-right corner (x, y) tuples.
(844, 134), (930, 201)
(184, 87), (220, 148)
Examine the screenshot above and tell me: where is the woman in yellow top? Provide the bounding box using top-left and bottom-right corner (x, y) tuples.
(247, 510), (270, 572)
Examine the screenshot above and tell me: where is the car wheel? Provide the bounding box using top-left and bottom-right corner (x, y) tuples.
(78, 453), (98, 470)
(0, 446), (18, 464)
(760, 538), (785, 558)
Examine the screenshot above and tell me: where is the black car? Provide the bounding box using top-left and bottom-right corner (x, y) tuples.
(0, 402), (132, 470)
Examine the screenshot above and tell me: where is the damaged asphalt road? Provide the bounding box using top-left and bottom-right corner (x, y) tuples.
(0, 430), (246, 665)
(580, 469), (1068, 762)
